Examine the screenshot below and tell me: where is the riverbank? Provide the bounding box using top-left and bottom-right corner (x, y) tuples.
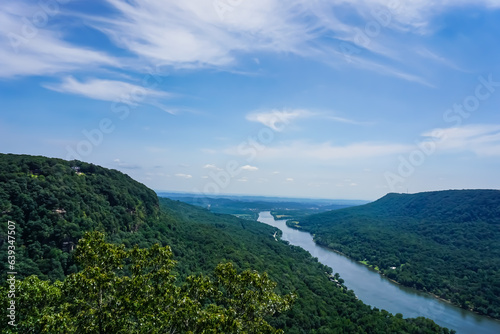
(263, 212), (500, 333)
(286, 219), (500, 323)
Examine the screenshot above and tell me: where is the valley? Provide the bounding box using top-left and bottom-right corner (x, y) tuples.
(0, 154), (452, 333)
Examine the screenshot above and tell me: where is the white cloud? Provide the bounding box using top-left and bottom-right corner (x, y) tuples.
(237, 177), (248, 182)
(203, 164), (223, 171)
(92, 0), (428, 83)
(247, 109), (369, 131)
(6, 0), (497, 84)
(3, 0), (499, 89)
(91, 0), (318, 69)
(0, 5), (117, 78)
(286, 178), (294, 182)
(241, 165), (259, 171)
(246, 109), (313, 131)
(43, 76), (169, 103)
(423, 124), (500, 156)
(175, 173), (193, 179)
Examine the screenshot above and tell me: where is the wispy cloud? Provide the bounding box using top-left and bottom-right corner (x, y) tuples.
(88, 0), (435, 84)
(246, 109), (313, 131)
(415, 47), (465, 71)
(333, 0), (500, 32)
(0, 4), (116, 78)
(423, 124), (500, 156)
(5, 0), (497, 84)
(89, 0), (317, 69)
(43, 77), (169, 103)
(249, 109), (370, 128)
(324, 113), (374, 126)
(327, 116), (364, 125)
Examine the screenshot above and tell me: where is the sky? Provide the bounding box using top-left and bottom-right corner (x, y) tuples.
(1, 0), (500, 200)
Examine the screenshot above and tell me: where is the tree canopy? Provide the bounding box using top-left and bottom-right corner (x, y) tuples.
(292, 190), (500, 318)
(1, 231), (294, 333)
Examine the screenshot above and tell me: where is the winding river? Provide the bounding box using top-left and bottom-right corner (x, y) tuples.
(258, 211), (500, 334)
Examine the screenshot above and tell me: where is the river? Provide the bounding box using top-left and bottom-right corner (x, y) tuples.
(258, 211), (500, 334)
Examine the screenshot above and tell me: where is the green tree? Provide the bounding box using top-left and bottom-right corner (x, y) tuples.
(1, 232), (294, 333)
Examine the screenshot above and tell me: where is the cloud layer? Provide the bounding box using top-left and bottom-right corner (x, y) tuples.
(5, 0), (499, 81)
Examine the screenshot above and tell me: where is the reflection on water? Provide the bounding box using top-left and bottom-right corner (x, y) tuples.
(258, 211), (500, 334)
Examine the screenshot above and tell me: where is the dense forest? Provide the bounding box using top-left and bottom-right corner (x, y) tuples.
(291, 190), (500, 319)
(0, 154), (160, 281)
(0, 154), (452, 333)
(1, 231), (294, 333)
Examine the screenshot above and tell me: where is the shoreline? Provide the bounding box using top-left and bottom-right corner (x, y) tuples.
(285, 221), (500, 323)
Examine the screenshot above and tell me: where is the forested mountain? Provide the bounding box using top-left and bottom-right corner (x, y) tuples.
(291, 190), (500, 318)
(0, 154), (452, 333)
(0, 153), (160, 281)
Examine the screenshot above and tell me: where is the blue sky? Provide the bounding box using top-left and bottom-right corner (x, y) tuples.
(1, 0), (500, 200)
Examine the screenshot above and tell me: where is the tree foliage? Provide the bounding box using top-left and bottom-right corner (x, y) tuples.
(1, 232), (294, 333)
(0, 153), (159, 281)
(293, 190), (500, 319)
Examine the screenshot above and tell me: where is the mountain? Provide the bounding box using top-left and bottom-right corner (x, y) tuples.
(0, 154), (451, 333)
(291, 190), (500, 318)
(0, 153), (160, 280)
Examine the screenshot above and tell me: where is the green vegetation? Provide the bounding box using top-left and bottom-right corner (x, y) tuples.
(0, 154), (452, 333)
(292, 190), (500, 319)
(0, 153), (159, 281)
(1, 231), (293, 333)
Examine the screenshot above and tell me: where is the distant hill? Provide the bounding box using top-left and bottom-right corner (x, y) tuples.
(159, 193), (359, 221)
(291, 190), (500, 318)
(0, 154), (451, 333)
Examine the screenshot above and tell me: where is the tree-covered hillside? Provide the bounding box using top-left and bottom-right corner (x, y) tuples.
(291, 190), (500, 318)
(0, 153), (159, 281)
(0, 154), (452, 333)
